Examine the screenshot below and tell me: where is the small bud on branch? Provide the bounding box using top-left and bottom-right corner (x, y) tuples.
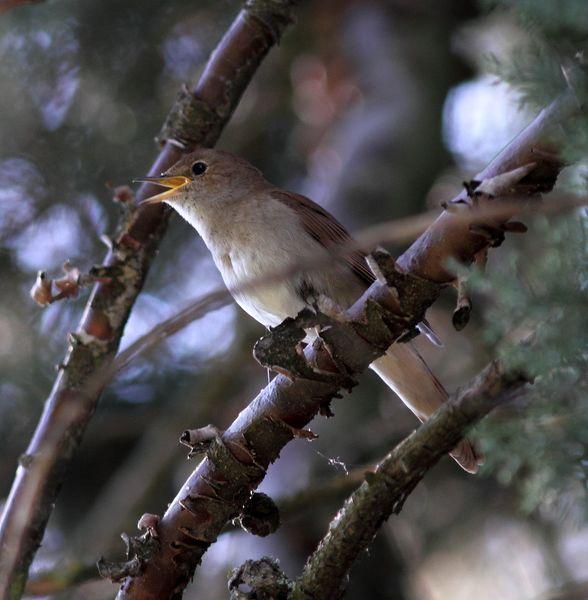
(29, 261), (113, 307)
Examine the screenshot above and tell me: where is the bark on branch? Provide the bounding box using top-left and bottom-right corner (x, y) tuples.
(396, 93), (578, 282)
(292, 359), (529, 599)
(0, 2), (300, 598)
(110, 91), (580, 599)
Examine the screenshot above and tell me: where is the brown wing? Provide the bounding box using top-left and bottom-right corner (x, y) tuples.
(271, 189), (374, 287)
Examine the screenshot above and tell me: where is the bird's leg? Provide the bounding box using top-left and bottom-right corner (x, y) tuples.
(297, 279), (350, 324)
(265, 326), (272, 384)
(314, 293), (350, 323)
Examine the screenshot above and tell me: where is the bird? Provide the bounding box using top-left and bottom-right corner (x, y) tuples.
(137, 148), (482, 473)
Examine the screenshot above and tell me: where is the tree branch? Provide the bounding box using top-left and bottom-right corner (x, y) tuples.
(23, 464), (372, 597)
(109, 91), (581, 599)
(396, 92), (579, 282)
(291, 360), (529, 599)
(0, 2), (300, 598)
(100, 191), (588, 378)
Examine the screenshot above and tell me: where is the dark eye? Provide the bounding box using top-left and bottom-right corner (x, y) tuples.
(191, 161), (207, 176)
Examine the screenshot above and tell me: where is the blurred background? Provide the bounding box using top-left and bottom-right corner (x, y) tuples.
(0, 0), (587, 598)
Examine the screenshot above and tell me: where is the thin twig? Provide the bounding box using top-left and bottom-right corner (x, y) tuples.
(23, 563), (99, 597)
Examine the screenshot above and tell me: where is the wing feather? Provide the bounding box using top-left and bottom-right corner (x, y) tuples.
(271, 189), (374, 287)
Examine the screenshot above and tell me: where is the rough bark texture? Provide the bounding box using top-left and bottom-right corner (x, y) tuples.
(0, 2), (300, 599)
(111, 91), (579, 600)
(397, 93), (577, 282)
(292, 361), (529, 599)
(111, 254), (441, 599)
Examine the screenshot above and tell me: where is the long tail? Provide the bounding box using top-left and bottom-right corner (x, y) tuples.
(370, 342), (483, 474)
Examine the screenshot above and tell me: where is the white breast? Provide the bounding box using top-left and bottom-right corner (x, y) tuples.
(172, 194), (318, 327)
(169, 193), (364, 329)
(216, 247), (307, 327)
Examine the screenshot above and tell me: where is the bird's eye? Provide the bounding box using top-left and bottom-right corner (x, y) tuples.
(191, 161), (208, 176)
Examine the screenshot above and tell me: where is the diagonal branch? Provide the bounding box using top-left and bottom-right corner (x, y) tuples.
(292, 359), (529, 599)
(111, 91), (581, 599)
(22, 464), (373, 597)
(103, 191), (588, 379)
(0, 2), (300, 598)
(396, 92), (578, 282)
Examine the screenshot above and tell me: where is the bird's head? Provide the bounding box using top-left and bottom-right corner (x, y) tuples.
(135, 148), (266, 211)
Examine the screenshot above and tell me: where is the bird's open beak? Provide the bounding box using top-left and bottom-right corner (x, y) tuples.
(134, 176), (191, 204)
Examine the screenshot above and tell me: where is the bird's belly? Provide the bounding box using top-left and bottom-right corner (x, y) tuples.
(234, 286), (304, 328)
(214, 249), (306, 328)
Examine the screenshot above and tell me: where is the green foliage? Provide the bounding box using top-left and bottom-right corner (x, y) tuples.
(463, 216), (588, 519)
(481, 1), (588, 174)
(482, 0), (588, 39)
(471, 0), (588, 521)
(485, 39), (568, 110)
(482, 1), (588, 113)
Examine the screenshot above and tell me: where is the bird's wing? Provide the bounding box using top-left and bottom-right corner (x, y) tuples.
(271, 189), (375, 287)
(272, 191), (479, 473)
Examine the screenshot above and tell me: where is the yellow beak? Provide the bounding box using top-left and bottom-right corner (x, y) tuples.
(134, 176), (191, 204)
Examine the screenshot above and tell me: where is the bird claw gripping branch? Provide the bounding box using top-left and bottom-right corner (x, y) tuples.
(253, 251), (444, 394)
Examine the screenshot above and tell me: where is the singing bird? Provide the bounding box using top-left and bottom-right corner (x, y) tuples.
(138, 149), (481, 473)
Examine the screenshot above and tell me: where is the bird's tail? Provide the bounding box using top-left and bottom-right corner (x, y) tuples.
(369, 343), (483, 474)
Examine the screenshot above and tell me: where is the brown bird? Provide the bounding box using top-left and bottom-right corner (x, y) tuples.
(138, 149), (481, 473)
